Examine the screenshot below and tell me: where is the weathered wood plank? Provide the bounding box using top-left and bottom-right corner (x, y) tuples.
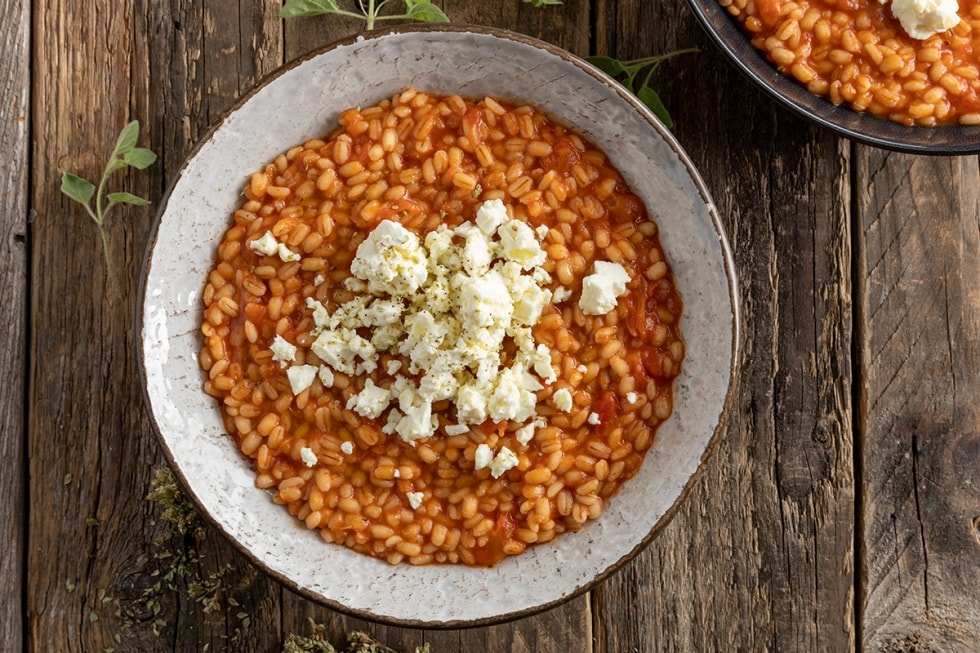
(29, 1), (285, 651)
(593, 2), (855, 651)
(855, 152), (980, 652)
(0, 0), (29, 650)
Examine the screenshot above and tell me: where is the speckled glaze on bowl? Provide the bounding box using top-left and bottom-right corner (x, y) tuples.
(138, 24), (740, 627)
(685, 0), (980, 154)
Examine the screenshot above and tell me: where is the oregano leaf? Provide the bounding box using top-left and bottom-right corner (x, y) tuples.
(636, 86), (672, 129)
(107, 192), (152, 207)
(124, 148), (158, 170)
(404, 1), (449, 22)
(61, 173), (96, 206)
(586, 56), (627, 78)
(280, 0), (339, 18)
(113, 120), (140, 156)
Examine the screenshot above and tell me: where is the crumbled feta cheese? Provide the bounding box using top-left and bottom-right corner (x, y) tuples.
(306, 298), (330, 332)
(277, 244), (300, 262)
(535, 224), (550, 239)
(496, 220), (547, 269)
(346, 379), (390, 419)
(553, 388), (573, 412)
(290, 200), (564, 441)
(318, 365), (335, 388)
(444, 424), (470, 436)
(531, 344), (557, 384)
(314, 273), (325, 286)
(587, 412), (601, 425)
(475, 198), (508, 234)
(579, 261), (631, 316)
(891, 0), (960, 39)
(474, 443), (494, 470)
(287, 364), (318, 395)
(515, 419), (543, 446)
(474, 443), (520, 478)
(488, 446), (519, 479)
(488, 367), (537, 423)
(577, 364), (588, 374)
(340, 441), (354, 455)
(626, 391), (638, 404)
(456, 384), (489, 424)
(350, 219), (428, 296)
(269, 334), (297, 366)
(249, 231), (279, 256)
(552, 286), (573, 304)
(406, 491), (424, 509)
(299, 446), (317, 467)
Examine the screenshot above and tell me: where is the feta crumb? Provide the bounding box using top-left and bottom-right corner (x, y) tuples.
(287, 364), (318, 395)
(535, 224), (550, 239)
(299, 446), (317, 467)
(552, 286), (573, 304)
(475, 198), (508, 234)
(577, 364), (588, 374)
(488, 446), (519, 479)
(350, 219), (428, 296)
(248, 231), (279, 256)
(553, 387), (573, 412)
(626, 391), (638, 404)
(386, 359), (402, 375)
(587, 412), (601, 426)
(406, 491), (424, 509)
(579, 261), (631, 316)
(891, 0), (960, 39)
(474, 443), (494, 470)
(318, 365), (335, 388)
(277, 243), (300, 262)
(346, 379), (390, 419)
(314, 273), (325, 286)
(444, 423), (470, 436)
(515, 420), (541, 446)
(269, 334), (297, 366)
(340, 441), (354, 455)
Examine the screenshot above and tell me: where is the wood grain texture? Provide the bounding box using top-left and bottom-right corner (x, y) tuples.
(21, 0), (979, 651)
(593, 2), (855, 651)
(0, 0), (29, 650)
(30, 1), (285, 651)
(855, 152), (980, 652)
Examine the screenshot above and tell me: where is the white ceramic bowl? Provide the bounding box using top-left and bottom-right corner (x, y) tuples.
(138, 25), (740, 627)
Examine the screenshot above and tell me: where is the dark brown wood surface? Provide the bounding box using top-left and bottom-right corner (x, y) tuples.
(12, 0), (978, 651)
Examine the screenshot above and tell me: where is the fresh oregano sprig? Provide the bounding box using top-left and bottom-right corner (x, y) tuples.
(280, 0), (449, 29)
(60, 120), (157, 291)
(586, 49), (699, 128)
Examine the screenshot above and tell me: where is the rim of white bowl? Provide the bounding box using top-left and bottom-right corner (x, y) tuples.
(137, 23), (742, 628)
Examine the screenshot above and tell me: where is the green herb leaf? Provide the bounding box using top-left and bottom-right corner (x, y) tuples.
(124, 147), (158, 170)
(107, 192), (152, 207)
(113, 120), (140, 156)
(523, 0), (563, 6)
(280, 0), (340, 18)
(637, 86), (672, 128)
(586, 55), (626, 78)
(404, 0), (449, 22)
(61, 173), (96, 206)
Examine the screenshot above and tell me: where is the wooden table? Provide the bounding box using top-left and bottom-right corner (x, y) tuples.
(5, 1), (978, 650)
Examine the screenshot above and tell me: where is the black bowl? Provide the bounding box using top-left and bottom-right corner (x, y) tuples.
(685, 0), (980, 154)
